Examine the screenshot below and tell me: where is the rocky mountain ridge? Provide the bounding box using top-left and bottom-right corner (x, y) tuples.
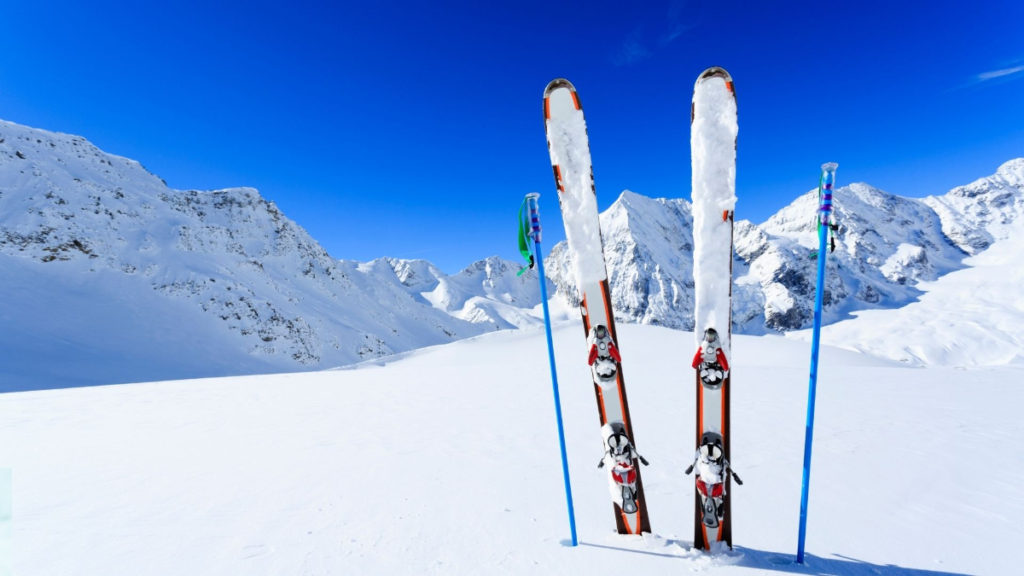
(546, 159), (1024, 332)
(3, 116), (1021, 387)
(0, 119), (546, 388)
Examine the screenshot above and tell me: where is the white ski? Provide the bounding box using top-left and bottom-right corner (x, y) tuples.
(544, 78), (650, 535)
(689, 66), (738, 550)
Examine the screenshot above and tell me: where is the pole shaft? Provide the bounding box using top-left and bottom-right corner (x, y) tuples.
(527, 194), (577, 547)
(797, 164), (837, 563)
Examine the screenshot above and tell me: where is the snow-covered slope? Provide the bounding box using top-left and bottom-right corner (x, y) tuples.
(810, 217), (1024, 366)
(1, 325), (1020, 575)
(923, 158), (1024, 253)
(0, 119), (543, 390)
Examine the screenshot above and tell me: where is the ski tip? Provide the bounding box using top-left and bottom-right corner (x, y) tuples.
(697, 66), (733, 83)
(543, 78), (582, 118)
(544, 78), (576, 96)
(695, 66), (735, 93)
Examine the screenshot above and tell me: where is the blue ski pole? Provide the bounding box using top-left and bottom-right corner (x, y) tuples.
(797, 162), (838, 564)
(523, 192), (578, 546)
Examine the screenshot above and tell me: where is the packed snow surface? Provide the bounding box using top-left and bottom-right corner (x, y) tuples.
(1, 324), (1020, 575)
(545, 81), (607, 287)
(691, 71), (738, 351)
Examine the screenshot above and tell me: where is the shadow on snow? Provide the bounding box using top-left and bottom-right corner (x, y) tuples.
(578, 541), (969, 576)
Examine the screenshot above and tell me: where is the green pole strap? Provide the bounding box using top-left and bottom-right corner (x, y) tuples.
(517, 197), (535, 276)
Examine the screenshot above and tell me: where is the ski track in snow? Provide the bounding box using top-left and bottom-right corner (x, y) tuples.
(0, 324), (1020, 575)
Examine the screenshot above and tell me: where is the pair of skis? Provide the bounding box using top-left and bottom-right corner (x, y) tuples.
(542, 68), (738, 548)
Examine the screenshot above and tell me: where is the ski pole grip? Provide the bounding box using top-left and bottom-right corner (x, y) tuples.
(818, 162), (838, 225)
(525, 192), (542, 242)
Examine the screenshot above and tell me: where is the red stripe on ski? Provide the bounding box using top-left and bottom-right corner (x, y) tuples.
(581, 293), (609, 425)
(600, 281), (632, 437)
(552, 165), (565, 193)
(695, 372), (706, 549)
(696, 377), (705, 445)
(595, 385), (608, 425)
(621, 510), (634, 534)
(721, 385), (727, 545)
(620, 506), (642, 535)
(721, 388), (726, 445)
(580, 294), (591, 333)
(600, 281), (615, 340)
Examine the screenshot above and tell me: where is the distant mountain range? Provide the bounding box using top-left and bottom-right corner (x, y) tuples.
(2, 117), (1021, 388)
(546, 158), (1023, 333)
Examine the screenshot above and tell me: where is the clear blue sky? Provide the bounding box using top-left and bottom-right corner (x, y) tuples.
(2, 1), (1022, 273)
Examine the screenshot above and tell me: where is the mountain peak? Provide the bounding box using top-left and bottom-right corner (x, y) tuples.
(1, 118), (520, 389)
(923, 158), (1024, 253)
(995, 157), (1024, 181)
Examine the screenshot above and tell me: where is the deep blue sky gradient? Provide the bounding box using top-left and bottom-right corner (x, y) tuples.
(2, 1), (1022, 272)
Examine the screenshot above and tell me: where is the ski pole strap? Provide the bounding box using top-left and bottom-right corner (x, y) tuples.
(516, 194), (541, 276)
(517, 197), (529, 256)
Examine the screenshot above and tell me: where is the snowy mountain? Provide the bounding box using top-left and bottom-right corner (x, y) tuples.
(3, 115), (1022, 388)
(0, 119), (544, 389)
(410, 255), (550, 329)
(743, 180), (970, 330)
(923, 158), (1024, 253)
(546, 159), (1024, 334)
(547, 191), (696, 328)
